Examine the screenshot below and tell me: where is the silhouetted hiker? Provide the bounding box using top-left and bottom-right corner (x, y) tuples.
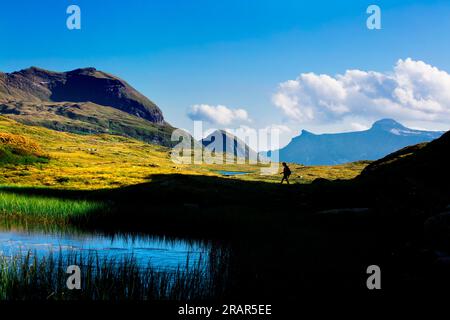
(280, 162), (291, 184)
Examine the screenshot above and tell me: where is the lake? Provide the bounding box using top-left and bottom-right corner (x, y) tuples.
(0, 224), (213, 270)
(217, 170), (251, 176)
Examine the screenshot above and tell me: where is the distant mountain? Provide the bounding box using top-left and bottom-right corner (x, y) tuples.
(275, 119), (444, 165)
(201, 130), (258, 161)
(0, 67), (176, 146)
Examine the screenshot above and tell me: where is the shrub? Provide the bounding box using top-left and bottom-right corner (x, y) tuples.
(0, 132), (48, 166)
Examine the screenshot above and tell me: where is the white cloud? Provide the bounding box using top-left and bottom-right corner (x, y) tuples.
(349, 122), (370, 131)
(187, 104), (250, 126)
(272, 58), (450, 126)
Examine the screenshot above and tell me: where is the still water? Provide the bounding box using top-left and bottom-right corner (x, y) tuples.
(0, 224), (211, 270)
(217, 170), (251, 176)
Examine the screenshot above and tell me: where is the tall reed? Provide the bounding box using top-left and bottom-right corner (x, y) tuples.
(0, 248), (229, 301)
(0, 192), (107, 224)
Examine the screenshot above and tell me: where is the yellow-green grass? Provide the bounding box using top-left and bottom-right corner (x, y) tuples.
(0, 116), (203, 189)
(0, 116), (368, 189)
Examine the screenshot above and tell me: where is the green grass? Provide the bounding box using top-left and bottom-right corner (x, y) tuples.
(0, 250), (228, 301)
(0, 191), (107, 224)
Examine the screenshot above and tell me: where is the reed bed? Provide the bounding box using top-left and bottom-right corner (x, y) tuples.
(0, 248), (229, 301)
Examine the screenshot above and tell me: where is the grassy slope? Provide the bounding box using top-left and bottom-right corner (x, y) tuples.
(0, 116), (201, 189)
(0, 116), (367, 190)
(0, 101), (175, 146)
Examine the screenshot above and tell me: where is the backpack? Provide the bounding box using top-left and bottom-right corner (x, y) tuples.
(284, 166), (291, 176)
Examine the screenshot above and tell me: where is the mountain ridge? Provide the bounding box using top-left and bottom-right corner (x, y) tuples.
(276, 119), (444, 165)
(0, 66), (165, 123)
(0, 67), (176, 146)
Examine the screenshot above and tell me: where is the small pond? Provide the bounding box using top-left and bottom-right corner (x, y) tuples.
(0, 224), (213, 270)
(217, 170), (251, 176)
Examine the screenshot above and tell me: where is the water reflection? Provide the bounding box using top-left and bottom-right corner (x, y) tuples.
(0, 220), (213, 270)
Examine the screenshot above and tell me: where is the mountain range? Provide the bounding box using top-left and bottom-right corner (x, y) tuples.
(274, 119), (444, 165)
(1, 67), (446, 166)
(0, 67), (175, 146)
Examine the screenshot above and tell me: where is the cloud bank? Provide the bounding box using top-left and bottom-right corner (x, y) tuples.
(273, 58), (450, 126)
(188, 104), (250, 126)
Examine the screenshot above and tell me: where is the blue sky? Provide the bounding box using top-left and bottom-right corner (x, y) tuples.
(1, 0), (450, 147)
